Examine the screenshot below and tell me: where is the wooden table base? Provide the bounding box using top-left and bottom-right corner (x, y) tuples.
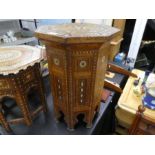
(0, 63), (47, 132)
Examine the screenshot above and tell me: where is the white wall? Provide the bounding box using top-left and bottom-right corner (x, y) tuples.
(0, 20), (20, 35)
(127, 19), (148, 67)
(76, 19), (113, 26)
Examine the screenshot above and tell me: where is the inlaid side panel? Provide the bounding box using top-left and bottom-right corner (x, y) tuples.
(72, 50), (95, 109)
(46, 47), (66, 74)
(46, 45), (68, 111)
(93, 42), (110, 106)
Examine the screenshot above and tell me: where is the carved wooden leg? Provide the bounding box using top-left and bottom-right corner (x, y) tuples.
(85, 111), (93, 128)
(54, 107), (61, 123)
(66, 113), (77, 131)
(0, 113), (11, 132)
(37, 82), (47, 113)
(35, 64), (47, 112)
(0, 109), (11, 132)
(95, 105), (100, 113)
(15, 93), (32, 126)
(67, 121), (75, 131)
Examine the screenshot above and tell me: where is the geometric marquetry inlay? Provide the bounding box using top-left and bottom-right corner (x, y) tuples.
(57, 79), (62, 101)
(79, 80), (85, 104)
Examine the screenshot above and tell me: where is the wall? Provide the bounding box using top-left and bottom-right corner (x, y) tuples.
(75, 19), (113, 26)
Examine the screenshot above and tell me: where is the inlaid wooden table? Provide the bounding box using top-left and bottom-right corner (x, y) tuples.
(116, 69), (155, 133)
(0, 45), (47, 132)
(35, 23), (120, 130)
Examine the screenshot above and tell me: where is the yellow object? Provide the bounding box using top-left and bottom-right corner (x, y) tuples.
(105, 72), (115, 78)
(133, 79), (143, 96)
(116, 69), (155, 129)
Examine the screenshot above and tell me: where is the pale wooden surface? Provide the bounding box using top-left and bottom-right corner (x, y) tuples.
(35, 23), (120, 43)
(113, 19), (126, 36)
(117, 69), (155, 122)
(0, 45), (42, 75)
(109, 19), (126, 61)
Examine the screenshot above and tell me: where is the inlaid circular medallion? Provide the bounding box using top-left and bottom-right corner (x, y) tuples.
(79, 60), (87, 68)
(53, 58), (60, 66)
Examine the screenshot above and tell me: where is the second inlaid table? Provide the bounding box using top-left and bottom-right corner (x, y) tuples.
(0, 45), (47, 132)
(35, 23), (120, 130)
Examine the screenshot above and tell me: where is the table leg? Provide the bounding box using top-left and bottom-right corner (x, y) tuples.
(35, 64), (48, 112)
(0, 103), (11, 132)
(37, 82), (47, 112)
(15, 93), (32, 126)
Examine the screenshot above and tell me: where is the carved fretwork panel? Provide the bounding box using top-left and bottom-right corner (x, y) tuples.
(0, 79), (11, 90)
(21, 70), (36, 85)
(0, 90), (14, 98)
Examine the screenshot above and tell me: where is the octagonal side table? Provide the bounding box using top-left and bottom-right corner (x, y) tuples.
(35, 23), (120, 130)
(0, 46), (47, 132)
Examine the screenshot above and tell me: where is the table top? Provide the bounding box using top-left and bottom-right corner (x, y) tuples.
(35, 23), (120, 43)
(0, 45), (42, 75)
(118, 69), (155, 121)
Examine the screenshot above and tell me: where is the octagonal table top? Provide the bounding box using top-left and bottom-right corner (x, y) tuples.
(35, 23), (120, 43)
(0, 45), (42, 75)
